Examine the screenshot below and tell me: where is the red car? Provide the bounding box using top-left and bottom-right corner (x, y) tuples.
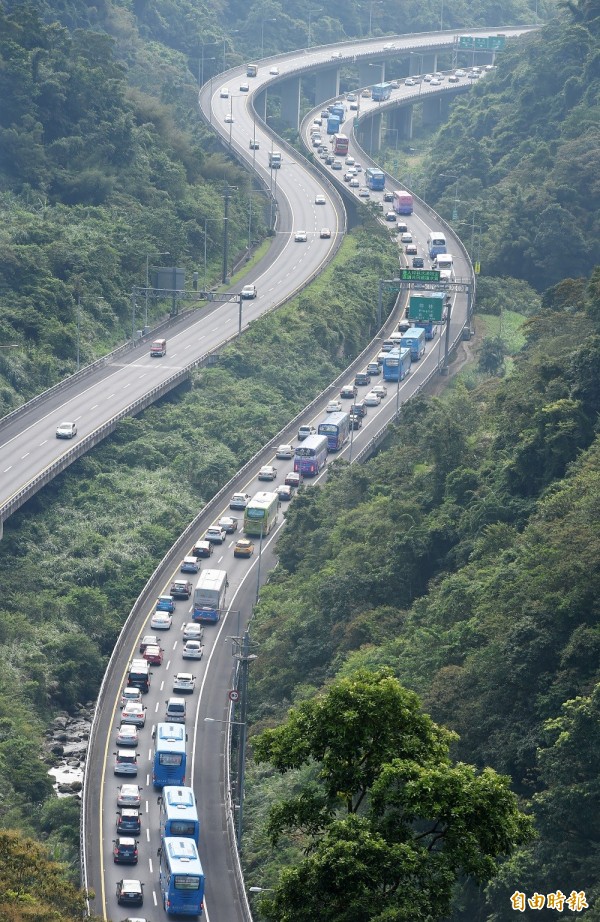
(143, 644), (163, 666)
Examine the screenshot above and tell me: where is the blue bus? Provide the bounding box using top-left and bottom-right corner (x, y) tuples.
(327, 114), (341, 134)
(414, 319), (436, 340)
(153, 723), (187, 788)
(294, 434), (328, 476)
(159, 786), (200, 845)
(400, 327), (426, 361)
(371, 82), (392, 101)
(365, 168), (385, 191)
(427, 230), (447, 258)
(193, 569), (228, 623)
(382, 347), (412, 382)
(318, 412), (350, 451)
(159, 837), (205, 916)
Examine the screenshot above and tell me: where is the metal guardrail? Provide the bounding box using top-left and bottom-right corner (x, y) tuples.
(0, 307), (197, 436)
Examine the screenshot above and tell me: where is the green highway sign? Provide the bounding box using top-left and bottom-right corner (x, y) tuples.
(399, 268), (440, 282)
(459, 35), (506, 51)
(408, 291), (446, 322)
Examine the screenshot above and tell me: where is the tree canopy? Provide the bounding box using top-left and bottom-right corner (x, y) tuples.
(253, 670), (532, 922)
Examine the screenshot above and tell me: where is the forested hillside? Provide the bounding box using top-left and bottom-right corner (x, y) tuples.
(245, 279), (600, 919)
(0, 0), (263, 411)
(422, 6), (600, 290)
(241, 9), (600, 917)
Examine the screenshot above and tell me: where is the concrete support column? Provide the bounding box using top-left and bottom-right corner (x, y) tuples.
(315, 66), (340, 105)
(365, 110), (382, 153)
(422, 94), (444, 127)
(358, 60), (385, 88)
(388, 105), (413, 140)
(408, 53), (437, 76)
(279, 75), (301, 130)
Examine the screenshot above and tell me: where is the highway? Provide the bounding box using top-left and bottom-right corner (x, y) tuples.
(70, 25), (533, 922)
(0, 26), (532, 530)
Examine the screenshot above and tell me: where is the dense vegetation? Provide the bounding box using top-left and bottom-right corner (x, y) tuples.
(0, 0), (266, 410)
(244, 273), (600, 918)
(253, 670), (532, 922)
(417, 7), (600, 291)
(0, 223), (398, 878)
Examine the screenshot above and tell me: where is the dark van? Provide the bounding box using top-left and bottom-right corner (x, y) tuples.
(128, 659), (150, 694)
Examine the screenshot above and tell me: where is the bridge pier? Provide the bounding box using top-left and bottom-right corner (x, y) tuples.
(387, 105), (413, 140)
(315, 66), (340, 105)
(422, 94), (447, 127)
(408, 52), (437, 76)
(279, 75), (301, 129)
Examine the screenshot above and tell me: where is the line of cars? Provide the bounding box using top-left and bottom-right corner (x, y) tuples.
(111, 560), (206, 910)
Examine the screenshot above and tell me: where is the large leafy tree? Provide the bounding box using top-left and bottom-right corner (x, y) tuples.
(253, 670), (532, 921)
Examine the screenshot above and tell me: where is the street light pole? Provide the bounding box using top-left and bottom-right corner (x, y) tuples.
(260, 18), (277, 58)
(255, 522), (264, 603)
(145, 251), (170, 329)
(440, 173), (460, 221)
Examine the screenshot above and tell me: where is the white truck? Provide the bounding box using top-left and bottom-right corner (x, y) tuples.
(268, 150), (282, 169)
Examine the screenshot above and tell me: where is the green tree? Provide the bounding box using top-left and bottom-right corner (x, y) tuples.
(253, 670), (532, 921)
(478, 336), (506, 375)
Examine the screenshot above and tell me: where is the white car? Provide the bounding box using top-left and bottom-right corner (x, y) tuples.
(182, 640), (203, 660)
(258, 465), (277, 481)
(218, 515), (238, 533)
(224, 113), (234, 123)
(372, 384), (388, 399)
(269, 66), (279, 75)
(455, 69), (466, 77)
(180, 556), (200, 573)
(182, 622), (203, 641)
(344, 156), (355, 166)
(121, 703), (147, 727)
(326, 400), (342, 413)
(354, 164), (362, 172)
(114, 751), (140, 777)
(116, 724), (139, 748)
(405, 77), (417, 86)
(173, 672), (196, 693)
(294, 230), (308, 242)
(349, 178), (360, 187)
(205, 525), (226, 544)
(358, 188), (370, 198)
(56, 421), (77, 439)
(430, 77), (441, 86)
(276, 444), (294, 459)
(314, 194), (326, 205)
(363, 391), (382, 406)
(117, 784), (141, 808)
(240, 82), (249, 92)
(220, 87), (229, 98)
(120, 687), (142, 709)
(150, 611), (172, 631)
(241, 284), (257, 299)
(400, 232), (413, 243)
(230, 492), (251, 510)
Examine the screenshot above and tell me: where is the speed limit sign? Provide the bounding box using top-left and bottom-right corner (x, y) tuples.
(228, 690), (240, 702)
